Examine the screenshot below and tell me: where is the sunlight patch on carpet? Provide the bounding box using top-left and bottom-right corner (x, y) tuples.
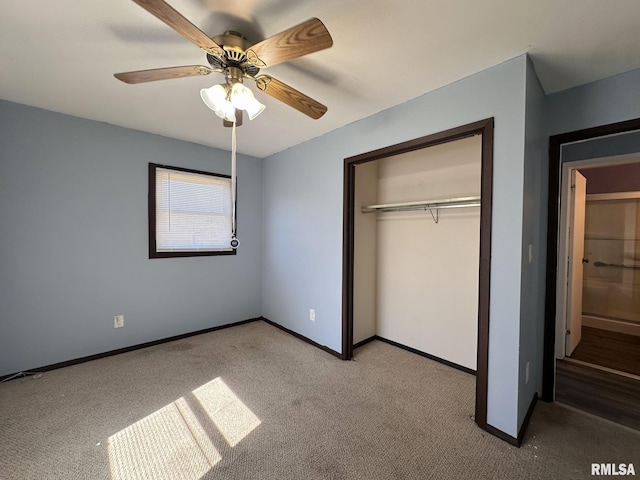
(108, 377), (260, 479)
(193, 377), (261, 447)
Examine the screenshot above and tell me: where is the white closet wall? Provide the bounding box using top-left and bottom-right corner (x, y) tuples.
(375, 136), (481, 370)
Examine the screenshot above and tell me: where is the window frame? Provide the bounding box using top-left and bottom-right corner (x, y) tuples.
(148, 163), (236, 259)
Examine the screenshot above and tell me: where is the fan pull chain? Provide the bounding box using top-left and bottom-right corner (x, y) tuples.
(230, 119), (239, 249)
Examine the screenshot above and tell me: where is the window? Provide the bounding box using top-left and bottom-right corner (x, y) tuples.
(149, 163), (235, 258)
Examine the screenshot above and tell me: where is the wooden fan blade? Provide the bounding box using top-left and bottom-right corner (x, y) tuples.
(131, 0), (225, 57)
(114, 65), (214, 84)
(254, 75), (327, 119)
(247, 18), (333, 68)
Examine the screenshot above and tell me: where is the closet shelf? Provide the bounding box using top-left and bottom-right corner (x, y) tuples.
(361, 196), (480, 214)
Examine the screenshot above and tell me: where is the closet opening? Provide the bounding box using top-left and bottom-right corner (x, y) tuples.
(342, 118), (494, 430)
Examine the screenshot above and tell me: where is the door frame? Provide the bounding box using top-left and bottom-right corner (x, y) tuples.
(342, 118), (494, 429)
(542, 117), (640, 401)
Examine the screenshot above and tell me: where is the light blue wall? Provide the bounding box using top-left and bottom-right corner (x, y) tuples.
(546, 67), (640, 137)
(561, 131), (640, 163)
(0, 100), (263, 376)
(518, 57), (547, 427)
(262, 55), (529, 437)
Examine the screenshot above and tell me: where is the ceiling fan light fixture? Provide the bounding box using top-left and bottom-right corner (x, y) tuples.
(217, 101), (237, 123)
(200, 84), (228, 112)
(245, 97), (266, 120)
(229, 82), (254, 110)
(229, 82), (265, 120)
(201, 81), (265, 122)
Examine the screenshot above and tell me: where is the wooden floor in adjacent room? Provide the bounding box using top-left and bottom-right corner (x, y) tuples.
(570, 325), (640, 377)
(555, 358), (640, 431)
(556, 325), (640, 431)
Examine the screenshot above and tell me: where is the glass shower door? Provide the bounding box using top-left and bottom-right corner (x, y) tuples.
(583, 194), (640, 324)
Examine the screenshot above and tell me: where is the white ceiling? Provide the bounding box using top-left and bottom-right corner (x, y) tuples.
(1, 0), (639, 158)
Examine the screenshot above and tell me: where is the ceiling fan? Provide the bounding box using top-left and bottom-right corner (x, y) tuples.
(114, 0), (333, 125)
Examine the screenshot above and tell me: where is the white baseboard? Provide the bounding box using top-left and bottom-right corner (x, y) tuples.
(582, 315), (640, 337)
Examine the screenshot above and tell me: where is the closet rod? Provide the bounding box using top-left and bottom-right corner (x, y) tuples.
(361, 196), (480, 214)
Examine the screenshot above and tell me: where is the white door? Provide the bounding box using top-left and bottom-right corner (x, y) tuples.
(566, 170), (587, 356)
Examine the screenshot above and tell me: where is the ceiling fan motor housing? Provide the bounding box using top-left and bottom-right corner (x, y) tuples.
(207, 31), (260, 77)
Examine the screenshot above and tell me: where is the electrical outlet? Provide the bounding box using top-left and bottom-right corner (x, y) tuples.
(309, 309), (315, 322)
(525, 361), (530, 384)
(114, 315), (124, 328)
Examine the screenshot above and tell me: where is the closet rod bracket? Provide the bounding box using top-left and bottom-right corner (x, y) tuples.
(425, 206), (439, 223)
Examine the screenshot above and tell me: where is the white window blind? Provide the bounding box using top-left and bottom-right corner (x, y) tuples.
(155, 167), (232, 253)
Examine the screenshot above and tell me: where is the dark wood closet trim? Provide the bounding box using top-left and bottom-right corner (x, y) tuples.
(375, 336), (476, 375)
(472, 393), (536, 448)
(542, 117), (640, 402)
(353, 336), (377, 349)
(261, 317), (342, 359)
(354, 334), (475, 375)
(342, 118), (494, 432)
(0, 317), (261, 382)
(482, 425), (519, 446)
(517, 394), (538, 446)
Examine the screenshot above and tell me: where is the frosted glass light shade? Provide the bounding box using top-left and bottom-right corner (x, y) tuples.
(245, 97), (265, 120)
(230, 83), (254, 110)
(200, 84), (228, 112)
(215, 101), (236, 122)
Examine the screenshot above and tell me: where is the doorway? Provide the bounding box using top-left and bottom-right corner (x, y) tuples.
(556, 158), (640, 377)
(543, 117), (640, 429)
(544, 118), (640, 398)
(342, 118), (494, 431)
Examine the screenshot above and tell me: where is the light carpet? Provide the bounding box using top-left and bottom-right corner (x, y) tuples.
(1, 320), (639, 479)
